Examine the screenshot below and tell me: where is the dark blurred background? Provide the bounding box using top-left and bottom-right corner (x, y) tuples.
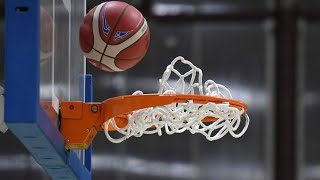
(1, 0), (320, 180)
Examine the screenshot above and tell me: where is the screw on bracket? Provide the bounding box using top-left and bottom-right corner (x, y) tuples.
(91, 105), (98, 113)
(69, 105), (74, 110)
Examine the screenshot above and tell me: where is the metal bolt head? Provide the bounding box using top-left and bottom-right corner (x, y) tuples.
(69, 105), (74, 110)
(91, 105), (98, 113)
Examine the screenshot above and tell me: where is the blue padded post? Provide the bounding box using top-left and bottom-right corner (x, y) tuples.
(85, 74), (93, 172)
(5, 0), (91, 179)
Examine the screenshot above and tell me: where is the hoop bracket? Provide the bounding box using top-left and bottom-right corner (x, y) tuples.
(60, 101), (102, 149)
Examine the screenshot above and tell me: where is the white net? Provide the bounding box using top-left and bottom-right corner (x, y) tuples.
(104, 56), (250, 143)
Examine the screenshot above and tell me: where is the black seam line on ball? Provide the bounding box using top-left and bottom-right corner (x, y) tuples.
(99, 4), (130, 64)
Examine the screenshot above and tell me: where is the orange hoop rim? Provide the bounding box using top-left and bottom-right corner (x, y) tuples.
(103, 94), (248, 122)
(60, 94), (249, 148)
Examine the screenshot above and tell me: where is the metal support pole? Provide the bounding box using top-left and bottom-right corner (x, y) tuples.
(0, 86), (8, 133)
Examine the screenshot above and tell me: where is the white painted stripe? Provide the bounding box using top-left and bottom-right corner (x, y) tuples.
(105, 19), (148, 57)
(101, 56), (124, 71)
(92, 2), (107, 53)
(92, 154), (197, 178)
(62, 0), (71, 12)
(0, 155), (42, 170)
(92, 154), (264, 179)
(84, 49), (102, 61)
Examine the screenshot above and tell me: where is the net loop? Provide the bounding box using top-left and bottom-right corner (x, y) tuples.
(104, 56), (250, 143)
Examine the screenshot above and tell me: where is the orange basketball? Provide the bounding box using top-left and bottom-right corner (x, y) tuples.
(79, 1), (150, 72)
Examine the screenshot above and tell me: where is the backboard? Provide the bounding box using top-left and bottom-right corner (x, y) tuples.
(5, 0), (91, 179)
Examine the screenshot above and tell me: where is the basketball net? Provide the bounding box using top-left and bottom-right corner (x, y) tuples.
(104, 56), (250, 143)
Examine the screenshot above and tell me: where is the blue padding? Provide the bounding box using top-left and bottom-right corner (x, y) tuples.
(85, 74), (93, 171)
(84, 74), (93, 172)
(8, 109), (91, 179)
(5, 0), (40, 123)
(85, 74), (93, 102)
(5, 0), (91, 179)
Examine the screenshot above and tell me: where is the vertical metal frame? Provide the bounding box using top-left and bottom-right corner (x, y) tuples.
(265, 19), (276, 180)
(5, 0), (91, 179)
(296, 18), (306, 180)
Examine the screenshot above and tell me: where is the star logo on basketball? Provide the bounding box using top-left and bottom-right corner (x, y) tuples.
(114, 31), (131, 41)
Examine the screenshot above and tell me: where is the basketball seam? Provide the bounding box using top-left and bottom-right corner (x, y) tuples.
(115, 55), (143, 61)
(115, 26), (149, 60)
(99, 4), (130, 66)
(88, 49), (145, 60)
(81, 37), (102, 54)
(102, 53), (115, 59)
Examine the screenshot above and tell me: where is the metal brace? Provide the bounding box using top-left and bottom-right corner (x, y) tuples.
(0, 86), (8, 133)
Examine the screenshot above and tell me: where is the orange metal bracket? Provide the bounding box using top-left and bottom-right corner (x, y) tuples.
(60, 102), (102, 149)
(60, 94), (248, 150)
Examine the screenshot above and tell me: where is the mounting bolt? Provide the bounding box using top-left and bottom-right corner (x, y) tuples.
(91, 105), (98, 113)
(69, 105), (74, 110)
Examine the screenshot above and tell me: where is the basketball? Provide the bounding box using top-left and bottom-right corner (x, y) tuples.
(79, 1), (150, 72)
